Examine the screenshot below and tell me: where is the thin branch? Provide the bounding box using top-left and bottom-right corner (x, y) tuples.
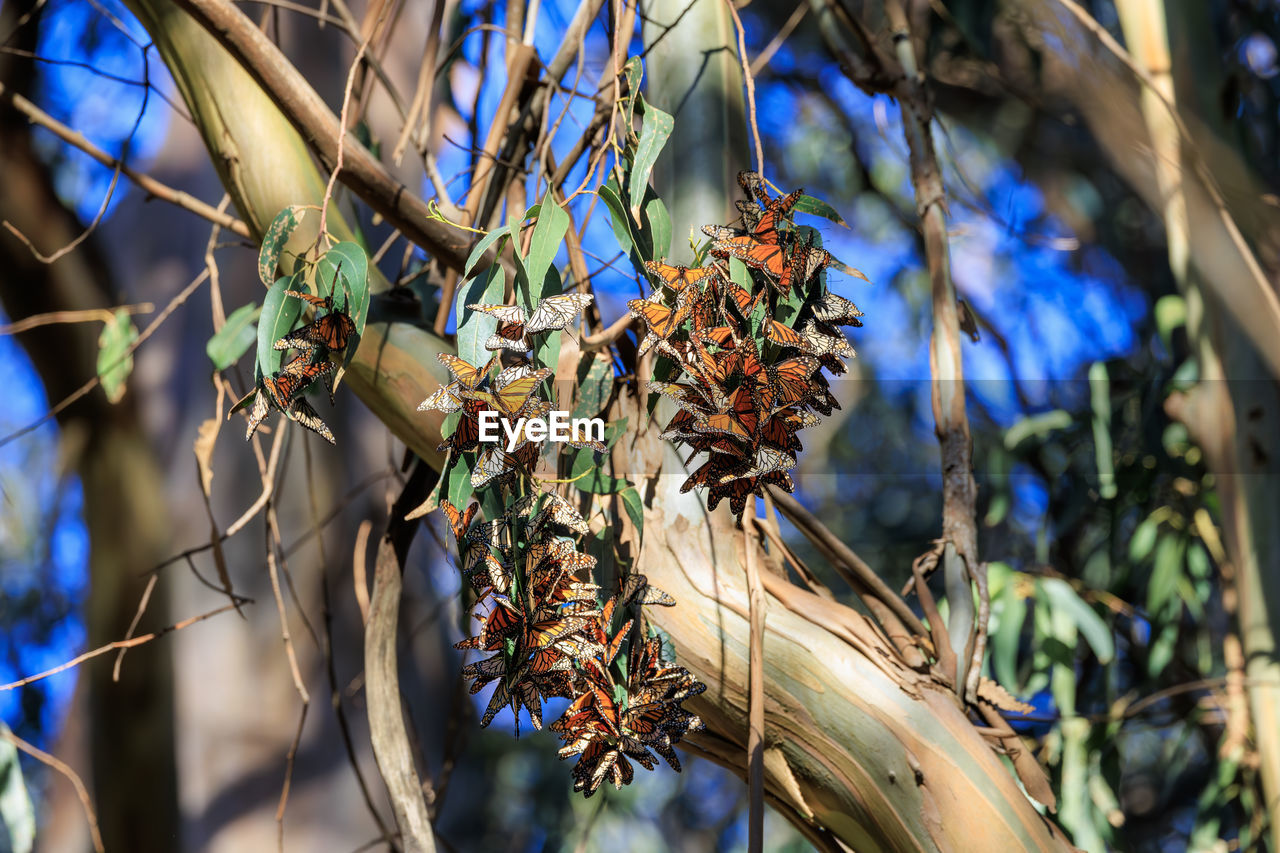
(0, 268), (209, 450)
(0, 302), (154, 335)
(767, 487), (928, 638)
(1, 729), (105, 853)
(579, 312), (634, 351)
(392, 0), (446, 165)
(742, 504), (765, 853)
(724, 0), (763, 175)
(750, 4), (806, 76)
(0, 601), (243, 691)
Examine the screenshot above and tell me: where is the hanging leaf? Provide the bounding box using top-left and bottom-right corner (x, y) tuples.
(317, 241), (371, 393)
(255, 274), (305, 382)
(457, 265), (505, 365)
(629, 96), (674, 216)
(1040, 578), (1115, 664)
(533, 267), (564, 372)
(600, 180), (646, 277)
(1088, 362), (1116, 500)
(521, 197), (569, 305)
(620, 486), (644, 541)
(644, 194), (672, 262)
(992, 572), (1026, 692)
(572, 353), (614, 420)
(97, 309), (139, 403)
(1147, 533), (1186, 618)
(258, 205), (307, 286)
(206, 302), (261, 370)
(569, 420), (629, 494)
(464, 223), (513, 279)
(620, 56), (644, 133)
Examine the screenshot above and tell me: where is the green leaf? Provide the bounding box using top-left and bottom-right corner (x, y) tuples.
(457, 265), (505, 365)
(629, 96), (674, 215)
(1147, 623), (1179, 677)
(992, 574), (1026, 692)
(463, 223), (512, 279)
(255, 274), (305, 382)
(727, 256), (752, 291)
(620, 486), (644, 540)
(522, 197), (569, 305)
(206, 302), (261, 370)
(0, 724), (35, 853)
(96, 309), (138, 403)
(794, 194), (848, 227)
(1040, 578), (1115, 664)
(1147, 534), (1186, 618)
(533, 267), (563, 371)
(447, 452), (476, 511)
(572, 352), (614, 420)
(621, 56), (644, 132)
(318, 242), (370, 327)
(1154, 294), (1187, 349)
(1129, 517), (1159, 563)
(1003, 409), (1073, 449)
(258, 205), (307, 286)
(643, 194), (672, 261)
(599, 180), (645, 277)
(569, 420), (629, 494)
(1088, 362), (1116, 500)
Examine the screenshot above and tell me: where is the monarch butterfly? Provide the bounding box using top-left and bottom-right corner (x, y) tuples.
(621, 573), (676, 607)
(417, 382), (464, 413)
(718, 447), (796, 483)
(643, 261), (717, 296)
(759, 414), (805, 453)
(769, 355), (820, 410)
(474, 366), (551, 416)
(461, 652), (507, 682)
(604, 618), (634, 667)
(529, 492), (589, 536)
(765, 318), (806, 349)
(286, 395), (336, 443)
(244, 389), (272, 441)
(648, 381), (721, 413)
(780, 244), (833, 293)
(693, 386), (761, 440)
(798, 319), (855, 359)
(270, 355), (335, 404)
(627, 295), (693, 357)
(749, 188), (803, 245)
(437, 397), (489, 452)
(810, 292), (864, 327)
(660, 407), (702, 442)
(469, 294), (595, 350)
(440, 499), (479, 543)
(438, 352), (499, 390)
(711, 235), (787, 280)
(524, 615), (593, 649)
(277, 291), (357, 353)
(804, 373), (841, 416)
(529, 646), (574, 674)
(472, 446), (523, 489)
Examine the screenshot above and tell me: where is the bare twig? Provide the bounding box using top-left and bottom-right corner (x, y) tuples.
(742, 503), (766, 853)
(767, 487), (928, 638)
(392, 0), (447, 165)
(750, 4), (807, 76)
(724, 0), (764, 175)
(0, 81), (248, 237)
(1, 729), (105, 853)
(354, 518), (373, 626)
(0, 302), (154, 335)
(0, 268), (209, 450)
(0, 601), (243, 691)
(579, 313), (635, 351)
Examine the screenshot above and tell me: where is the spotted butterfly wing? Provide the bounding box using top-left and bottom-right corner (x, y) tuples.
(523, 293), (594, 334)
(287, 396), (336, 444)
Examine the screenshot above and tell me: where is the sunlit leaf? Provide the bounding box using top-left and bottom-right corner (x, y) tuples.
(522, 197), (569, 305)
(457, 265), (505, 365)
(0, 723), (35, 853)
(629, 95), (673, 216)
(97, 309), (138, 403)
(794, 194), (848, 227)
(206, 302), (260, 370)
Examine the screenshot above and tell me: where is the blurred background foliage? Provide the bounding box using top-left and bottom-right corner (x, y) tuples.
(1, 0), (1278, 850)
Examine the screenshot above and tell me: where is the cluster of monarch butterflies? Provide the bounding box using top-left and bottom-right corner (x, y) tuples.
(418, 292), (602, 488)
(439, 494), (704, 796)
(629, 171), (864, 519)
(422, 289), (705, 796)
(245, 289), (357, 445)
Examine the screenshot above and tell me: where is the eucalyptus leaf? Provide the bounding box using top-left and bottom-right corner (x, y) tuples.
(794, 194), (848, 227)
(1041, 577), (1115, 664)
(992, 578), (1026, 692)
(206, 302), (261, 370)
(620, 486), (644, 540)
(258, 205), (306, 286)
(457, 265), (505, 365)
(629, 96), (674, 215)
(523, 197), (569, 305)
(464, 223), (512, 279)
(533, 268), (564, 372)
(573, 353), (614, 420)
(1147, 534), (1186, 618)
(97, 309), (138, 403)
(255, 274), (305, 382)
